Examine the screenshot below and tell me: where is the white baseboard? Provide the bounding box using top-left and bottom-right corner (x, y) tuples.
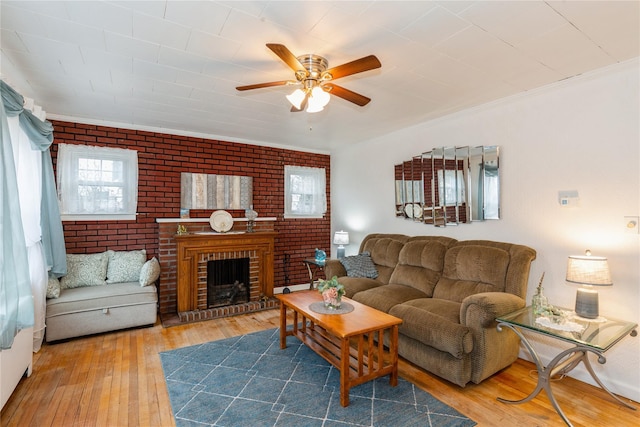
(273, 284), (312, 294)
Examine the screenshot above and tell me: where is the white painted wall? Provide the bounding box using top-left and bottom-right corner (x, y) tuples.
(331, 59), (640, 402)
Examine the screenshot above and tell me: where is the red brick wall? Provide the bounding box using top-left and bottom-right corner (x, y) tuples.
(51, 120), (331, 291)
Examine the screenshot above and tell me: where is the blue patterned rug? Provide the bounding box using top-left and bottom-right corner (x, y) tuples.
(160, 328), (476, 427)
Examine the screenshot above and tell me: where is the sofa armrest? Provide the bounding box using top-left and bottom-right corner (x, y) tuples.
(323, 259), (346, 279)
(460, 292), (526, 328)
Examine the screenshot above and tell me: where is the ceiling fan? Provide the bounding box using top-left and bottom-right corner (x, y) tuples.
(236, 43), (381, 112)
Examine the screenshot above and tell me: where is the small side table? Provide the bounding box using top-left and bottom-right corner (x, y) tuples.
(496, 306), (637, 426)
(302, 258), (328, 290)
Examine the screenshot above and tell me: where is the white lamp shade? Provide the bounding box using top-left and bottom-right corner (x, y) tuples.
(567, 253), (611, 319)
(333, 231), (349, 245)
(566, 255), (612, 286)
(311, 86), (330, 107)
(305, 101), (324, 113)
(286, 89), (306, 109)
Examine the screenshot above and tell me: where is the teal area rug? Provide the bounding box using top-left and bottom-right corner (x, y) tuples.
(160, 328), (476, 426)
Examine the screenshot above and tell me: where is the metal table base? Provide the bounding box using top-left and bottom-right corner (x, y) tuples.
(497, 322), (637, 426)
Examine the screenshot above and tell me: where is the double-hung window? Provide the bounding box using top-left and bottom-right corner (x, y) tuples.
(284, 165), (326, 218)
(57, 144), (138, 220)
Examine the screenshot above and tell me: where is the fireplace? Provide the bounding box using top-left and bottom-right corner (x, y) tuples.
(174, 232), (276, 313)
(207, 258), (250, 307)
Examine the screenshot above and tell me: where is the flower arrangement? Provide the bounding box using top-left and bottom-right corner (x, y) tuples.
(317, 276), (345, 309)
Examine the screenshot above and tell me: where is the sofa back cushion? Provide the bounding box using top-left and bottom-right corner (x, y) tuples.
(361, 236), (407, 284)
(437, 240), (537, 300)
(388, 239), (451, 296)
(433, 245), (511, 302)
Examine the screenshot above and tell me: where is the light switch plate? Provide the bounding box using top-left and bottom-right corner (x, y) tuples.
(624, 216), (639, 234)
(558, 190), (579, 207)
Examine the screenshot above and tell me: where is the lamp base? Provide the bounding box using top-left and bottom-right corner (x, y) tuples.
(336, 246), (345, 259)
(575, 287), (599, 319)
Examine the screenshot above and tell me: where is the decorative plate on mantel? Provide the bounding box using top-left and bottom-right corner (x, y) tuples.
(209, 210), (233, 232)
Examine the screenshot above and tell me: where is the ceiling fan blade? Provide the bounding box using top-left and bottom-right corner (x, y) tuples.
(267, 43), (306, 74)
(236, 80), (293, 91)
(323, 55), (381, 80)
(323, 84), (371, 106)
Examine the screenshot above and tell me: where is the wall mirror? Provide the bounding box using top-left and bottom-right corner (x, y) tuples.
(395, 146), (500, 226)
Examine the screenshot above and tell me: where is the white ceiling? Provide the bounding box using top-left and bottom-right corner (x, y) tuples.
(1, 1), (638, 152)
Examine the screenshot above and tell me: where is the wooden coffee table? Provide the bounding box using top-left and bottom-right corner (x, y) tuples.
(276, 290), (402, 407)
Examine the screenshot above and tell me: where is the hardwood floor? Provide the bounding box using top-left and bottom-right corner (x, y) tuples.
(2, 309), (638, 426)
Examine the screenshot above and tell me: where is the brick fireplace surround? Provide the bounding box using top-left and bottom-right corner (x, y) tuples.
(157, 217), (278, 324)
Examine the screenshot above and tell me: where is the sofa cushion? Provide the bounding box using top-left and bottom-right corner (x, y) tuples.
(388, 240), (450, 296)
(46, 276), (61, 299)
(361, 237), (405, 284)
(353, 284), (428, 313)
(139, 257), (161, 286)
(106, 249), (147, 284)
(339, 252), (378, 278)
(390, 298), (473, 359)
(433, 245), (510, 303)
(61, 252), (109, 289)
(46, 282), (157, 317)
(338, 276), (383, 298)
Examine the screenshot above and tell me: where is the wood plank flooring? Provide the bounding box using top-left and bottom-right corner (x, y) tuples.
(1, 309), (638, 426)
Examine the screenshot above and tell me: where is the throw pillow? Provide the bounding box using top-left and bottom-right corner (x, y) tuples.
(46, 276), (61, 299)
(106, 249), (147, 284)
(339, 251), (379, 279)
(139, 257), (161, 287)
(61, 252), (109, 289)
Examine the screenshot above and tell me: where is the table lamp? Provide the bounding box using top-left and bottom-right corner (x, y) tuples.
(333, 231), (349, 258)
(566, 250), (612, 319)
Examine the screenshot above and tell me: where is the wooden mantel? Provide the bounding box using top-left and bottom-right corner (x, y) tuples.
(174, 232), (277, 313)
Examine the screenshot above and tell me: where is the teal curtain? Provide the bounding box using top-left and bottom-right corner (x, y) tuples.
(0, 89), (33, 349)
(0, 81), (66, 278)
(0, 80), (66, 348)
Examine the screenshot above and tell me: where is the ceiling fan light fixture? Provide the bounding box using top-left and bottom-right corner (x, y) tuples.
(305, 100), (324, 113)
(286, 88), (306, 109)
(311, 86), (330, 108)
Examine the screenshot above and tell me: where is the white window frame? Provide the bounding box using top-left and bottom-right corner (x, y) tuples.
(57, 143), (138, 221)
(284, 165), (326, 219)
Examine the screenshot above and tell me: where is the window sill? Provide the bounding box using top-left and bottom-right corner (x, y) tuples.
(61, 214), (137, 221)
(283, 214), (325, 219)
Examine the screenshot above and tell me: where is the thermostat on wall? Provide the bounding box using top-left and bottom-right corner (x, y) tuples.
(558, 190), (579, 207)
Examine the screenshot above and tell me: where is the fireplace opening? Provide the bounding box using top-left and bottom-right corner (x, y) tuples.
(207, 258), (250, 308)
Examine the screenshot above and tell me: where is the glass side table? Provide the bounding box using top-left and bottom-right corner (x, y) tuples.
(302, 258), (328, 290)
(496, 306), (637, 427)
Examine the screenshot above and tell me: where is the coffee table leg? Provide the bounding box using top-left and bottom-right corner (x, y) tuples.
(389, 325), (399, 386)
(279, 303), (287, 349)
(340, 337), (350, 407)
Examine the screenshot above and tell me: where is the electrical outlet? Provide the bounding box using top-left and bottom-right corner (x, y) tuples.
(624, 216), (639, 234)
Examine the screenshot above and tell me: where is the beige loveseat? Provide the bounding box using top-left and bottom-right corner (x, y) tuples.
(45, 250), (159, 342)
(324, 233), (536, 387)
